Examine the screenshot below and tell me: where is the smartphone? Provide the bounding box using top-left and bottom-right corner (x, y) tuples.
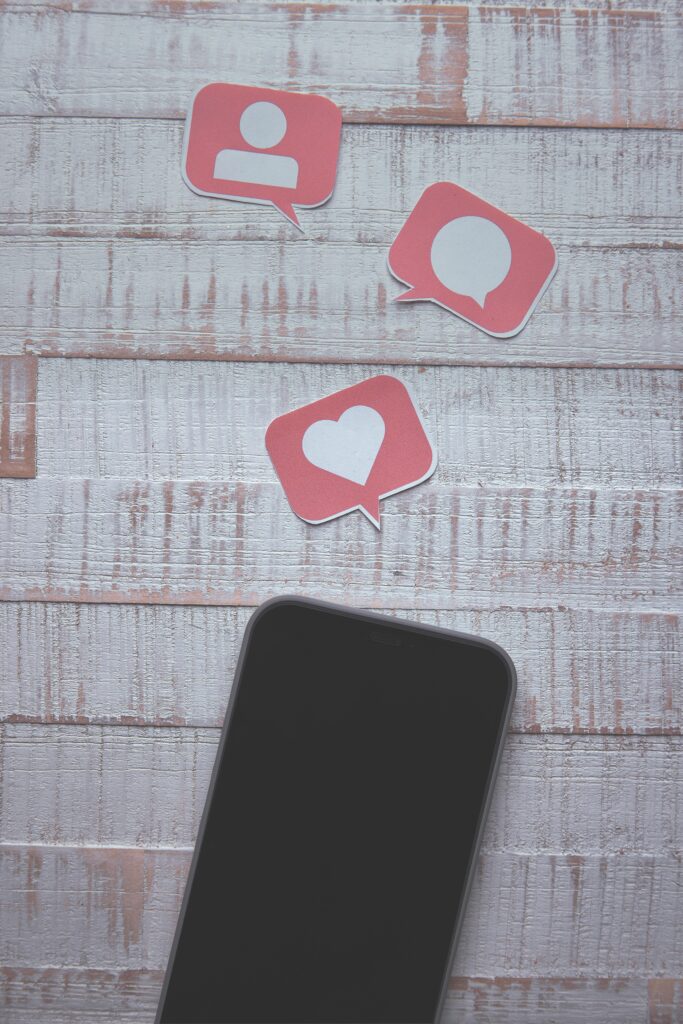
(156, 597), (516, 1024)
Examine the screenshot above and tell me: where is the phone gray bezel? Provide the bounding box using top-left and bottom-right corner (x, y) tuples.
(155, 595), (517, 1024)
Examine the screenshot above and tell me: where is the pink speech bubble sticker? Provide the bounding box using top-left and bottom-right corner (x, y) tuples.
(388, 182), (558, 337)
(265, 375), (437, 528)
(182, 83), (342, 230)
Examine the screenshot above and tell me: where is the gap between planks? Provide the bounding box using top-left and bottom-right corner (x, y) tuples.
(22, 353), (683, 372)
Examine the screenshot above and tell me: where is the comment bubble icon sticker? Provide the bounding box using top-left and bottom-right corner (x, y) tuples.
(265, 375), (437, 528)
(182, 83), (342, 230)
(388, 182), (557, 337)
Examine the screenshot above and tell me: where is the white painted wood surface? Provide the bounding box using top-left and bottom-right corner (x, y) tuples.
(1, 0), (681, 1020)
(0, 968), (658, 1024)
(3, 121), (680, 247)
(3, 4), (681, 126)
(2, 120), (681, 365)
(2, 845), (681, 975)
(1, 479), (680, 607)
(1, 726), (680, 853)
(4, 968), (673, 1024)
(35, 361), (683, 485)
(6, 238), (681, 366)
(2, 603), (679, 734)
(13, 0), (681, 10)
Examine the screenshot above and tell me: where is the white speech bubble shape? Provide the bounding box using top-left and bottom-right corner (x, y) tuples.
(430, 216), (512, 307)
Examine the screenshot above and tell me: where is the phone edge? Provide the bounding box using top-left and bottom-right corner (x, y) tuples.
(154, 597), (283, 1024)
(155, 594), (518, 1024)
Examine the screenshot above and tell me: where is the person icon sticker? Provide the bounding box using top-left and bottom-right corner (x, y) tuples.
(213, 101), (299, 189)
(183, 83), (342, 229)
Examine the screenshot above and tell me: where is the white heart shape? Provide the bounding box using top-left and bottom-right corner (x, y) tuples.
(302, 405), (385, 486)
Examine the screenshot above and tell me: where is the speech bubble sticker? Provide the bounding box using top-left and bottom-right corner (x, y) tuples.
(388, 182), (558, 338)
(265, 375), (437, 529)
(182, 83), (342, 231)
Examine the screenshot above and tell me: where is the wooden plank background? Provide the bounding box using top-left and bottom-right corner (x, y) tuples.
(0, 0), (681, 1021)
(2, 3), (681, 126)
(2, 121), (681, 365)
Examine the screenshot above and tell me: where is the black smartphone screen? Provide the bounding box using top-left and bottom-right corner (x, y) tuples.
(158, 599), (515, 1024)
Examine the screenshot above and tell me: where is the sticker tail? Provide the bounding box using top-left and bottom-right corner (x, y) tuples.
(394, 286), (426, 302)
(359, 499), (381, 530)
(273, 200), (303, 232)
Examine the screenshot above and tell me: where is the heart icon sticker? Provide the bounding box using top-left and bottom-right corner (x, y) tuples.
(302, 406), (385, 485)
(265, 375), (437, 528)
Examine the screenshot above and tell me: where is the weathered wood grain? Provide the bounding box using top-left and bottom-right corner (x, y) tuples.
(443, 977), (648, 1024)
(2, 603), (679, 734)
(1, 726), (679, 853)
(0, 968), (165, 1024)
(0, 968), (651, 1024)
(0, 480), (679, 607)
(2, 119), (679, 366)
(2, 119), (681, 248)
(1, 5), (680, 127)
(5, 239), (681, 367)
(1, 845), (680, 976)
(35, 360), (683, 487)
(0, 968), (162, 1024)
(1, 2), (680, 1021)
(0, 356), (36, 478)
(13, 0), (680, 11)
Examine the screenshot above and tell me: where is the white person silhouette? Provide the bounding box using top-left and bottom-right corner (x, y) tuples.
(213, 101), (299, 189)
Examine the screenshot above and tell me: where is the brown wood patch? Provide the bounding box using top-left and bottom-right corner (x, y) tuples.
(649, 979), (683, 1024)
(0, 356), (37, 478)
